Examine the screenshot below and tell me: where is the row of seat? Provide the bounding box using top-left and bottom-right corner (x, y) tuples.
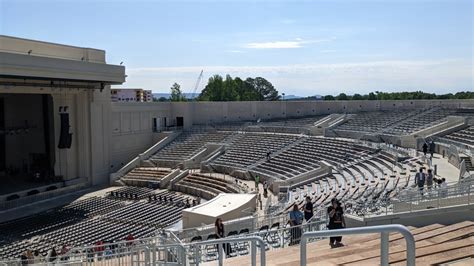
(120, 167), (171, 183)
(252, 137), (375, 180)
(152, 132), (232, 161)
(174, 173), (240, 199)
(441, 126), (474, 147)
(0, 187), (193, 260)
(335, 108), (472, 136)
(211, 133), (300, 168)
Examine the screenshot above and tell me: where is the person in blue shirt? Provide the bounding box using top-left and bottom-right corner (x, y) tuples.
(288, 204), (304, 245)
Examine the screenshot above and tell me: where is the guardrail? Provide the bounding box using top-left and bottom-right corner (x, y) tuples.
(300, 224), (415, 266)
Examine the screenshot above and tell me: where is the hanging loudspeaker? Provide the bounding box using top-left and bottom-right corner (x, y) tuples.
(58, 112), (72, 149)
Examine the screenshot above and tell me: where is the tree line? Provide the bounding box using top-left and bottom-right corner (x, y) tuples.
(155, 75), (473, 102)
(159, 74), (280, 102)
(317, 91), (474, 101)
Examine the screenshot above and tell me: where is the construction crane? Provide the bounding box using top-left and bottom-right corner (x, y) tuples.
(192, 70), (204, 100)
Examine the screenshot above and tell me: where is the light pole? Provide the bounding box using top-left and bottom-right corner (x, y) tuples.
(282, 93), (285, 101)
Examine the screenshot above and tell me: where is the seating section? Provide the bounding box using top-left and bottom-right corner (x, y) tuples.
(256, 115), (325, 128)
(335, 108), (469, 136)
(174, 173), (240, 199)
(212, 133), (300, 168)
(0, 187), (193, 260)
(284, 151), (420, 216)
(441, 126), (474, 147)
(253, 137), (374, 180)
(221, 221), (474, 266)
(107, 186), (155, 200)
(335, 109), (423, 133)
(152, 131), (232, 161)
(103, 191), (191, 227)
(385, 108), (458, 135)
(121, 167), (171, 183)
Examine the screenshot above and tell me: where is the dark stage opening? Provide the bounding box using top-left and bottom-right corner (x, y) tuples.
(0, 93), (55, 195)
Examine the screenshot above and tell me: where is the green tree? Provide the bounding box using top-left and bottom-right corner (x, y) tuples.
(336, 93), (349, 100)
(324, 95), (335, 101)
(352, 93), (363, 100)
(246, 77), (280, 101)
(170, 83), (186, 102)
(198, 75), (279, 101)
(368, 92), (377, 100)
(199, 74), (224, 101)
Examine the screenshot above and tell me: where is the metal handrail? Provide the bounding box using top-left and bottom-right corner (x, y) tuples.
(188, 236), (266, 266)
(300, 224), (415, 266)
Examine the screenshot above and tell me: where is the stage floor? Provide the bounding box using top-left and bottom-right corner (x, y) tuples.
(0, 175), (54, 195)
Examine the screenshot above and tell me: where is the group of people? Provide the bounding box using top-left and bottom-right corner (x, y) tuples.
(20, 245), (69, 265)
(19, 234), (136, 264)
(288, 197), (346, 248)
(415, 167), (448, 196)
(422, 141), (436, 158)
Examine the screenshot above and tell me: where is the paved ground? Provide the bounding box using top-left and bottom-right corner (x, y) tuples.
(424, 153), (460, 183)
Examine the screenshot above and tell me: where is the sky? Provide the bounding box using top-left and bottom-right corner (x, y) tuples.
(1, 0), (473, 96)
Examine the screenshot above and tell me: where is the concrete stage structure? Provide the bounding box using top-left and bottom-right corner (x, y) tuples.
(0, 35), (125, 194)
(182, 193), (256, 228)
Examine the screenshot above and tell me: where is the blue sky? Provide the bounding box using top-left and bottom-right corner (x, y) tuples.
(1, 0), (472, 96)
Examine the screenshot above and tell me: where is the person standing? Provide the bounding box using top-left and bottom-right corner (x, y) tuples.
(288, 204), (304, 245)
(327, 198), (345, 248)
(254, 175), (260, 192)
(304, 196), (314, 222)
(263, 181), (269, 198)
(422, 142), (428, 156)
(440, 178), (448, 197)
(429, 141), (436, 159)
(415, 168), (426, 196)
(215, 218), (231, 256)
(426, 169), (434, 192)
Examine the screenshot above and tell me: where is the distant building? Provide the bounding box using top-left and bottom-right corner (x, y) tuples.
(111, 88), (153, 102)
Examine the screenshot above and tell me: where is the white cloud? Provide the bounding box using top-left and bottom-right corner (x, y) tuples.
(243, 38), (331, 49)
(120, 59), (473, 95)
(244, 41), (303, 49)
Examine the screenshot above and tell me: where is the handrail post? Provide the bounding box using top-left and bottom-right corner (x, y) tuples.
(299, 225), (415, 266)
(144, 246), (150, 265)
(251, 239), (257, 266)
(218, 243), (223, 266)
(380, 232), (389, 266)
(300, 234), (307, 266)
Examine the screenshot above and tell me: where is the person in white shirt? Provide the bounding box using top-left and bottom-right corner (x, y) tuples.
(440, 178), (448, 197)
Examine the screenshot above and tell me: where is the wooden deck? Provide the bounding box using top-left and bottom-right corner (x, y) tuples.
(208, 221), (474, 266)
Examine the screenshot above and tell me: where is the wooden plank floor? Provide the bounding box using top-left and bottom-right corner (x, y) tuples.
(206, 221), (474, 266)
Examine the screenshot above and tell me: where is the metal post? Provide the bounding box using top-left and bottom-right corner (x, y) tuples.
(218, 243), (223, 266)
(193, 244), (200, 266)
(300, 235), (308, 266)
(380, 232), (389, 266)
(251, 240), (257, 266)
(299, 225), (415, 266)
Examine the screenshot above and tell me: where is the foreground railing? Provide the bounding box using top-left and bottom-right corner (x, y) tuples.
(300, 224), (415, 266)
(1, 223), (416, 266)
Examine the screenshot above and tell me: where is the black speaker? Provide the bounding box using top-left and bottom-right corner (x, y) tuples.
(58, 112), (72, 149)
